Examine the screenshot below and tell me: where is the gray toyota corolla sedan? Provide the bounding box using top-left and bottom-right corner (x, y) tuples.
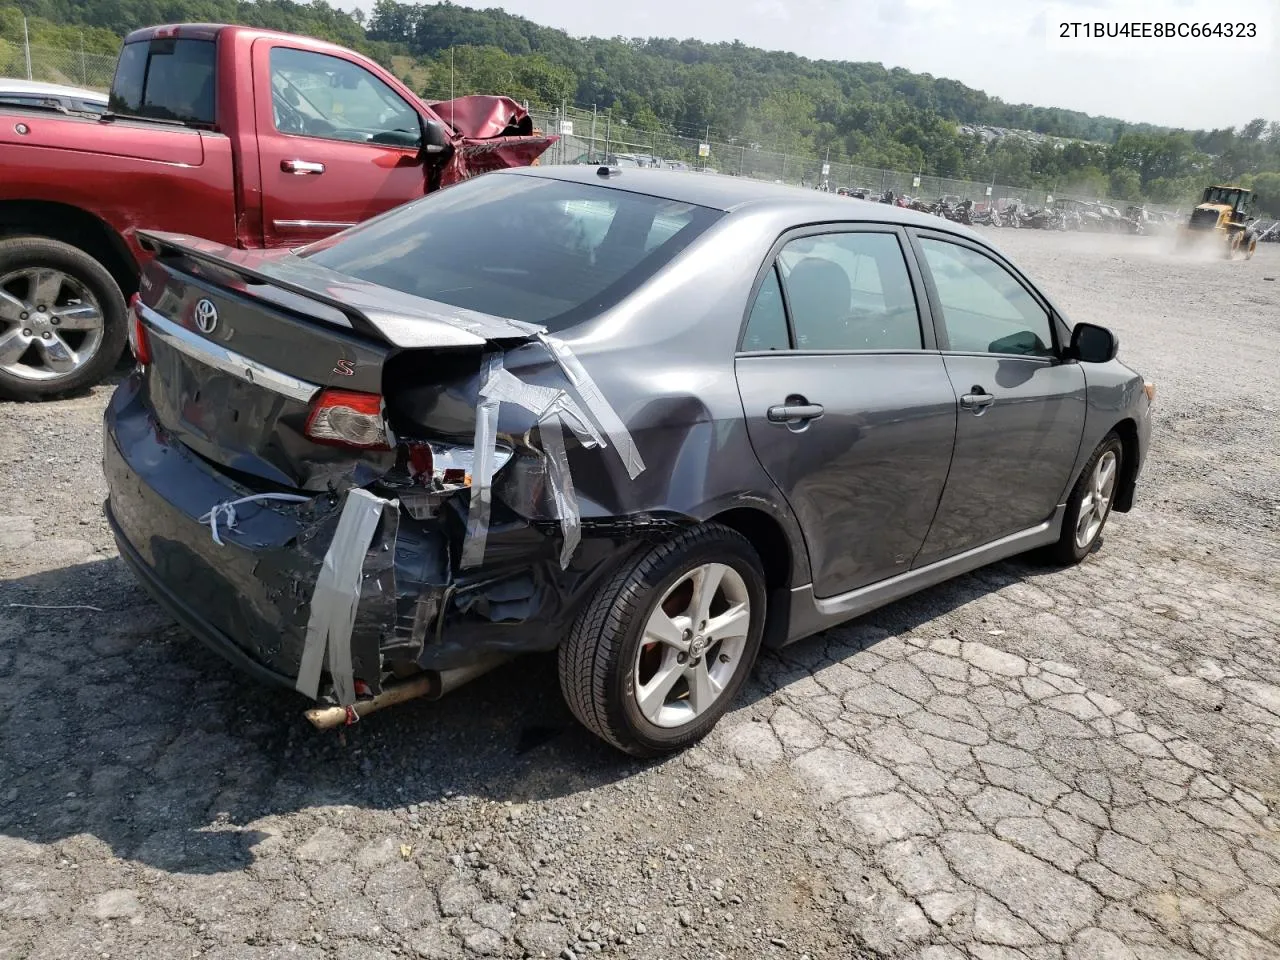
(104, 166), (1154, 756)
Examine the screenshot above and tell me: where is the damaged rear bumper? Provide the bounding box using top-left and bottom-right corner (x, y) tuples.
(103, 374), (643, 705)
(107, 502), (300, 692)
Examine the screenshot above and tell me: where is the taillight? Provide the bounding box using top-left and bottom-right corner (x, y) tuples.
(304, 389), (391, 450)
(127, 294), (151, 366)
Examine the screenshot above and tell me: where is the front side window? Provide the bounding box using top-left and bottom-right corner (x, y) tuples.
(776, 231), (922, 351)
(302, 175), (722, 331)
(109, 38), (216, 125)
(269, 47), (420, 148)
(918, 238), (1055, 358)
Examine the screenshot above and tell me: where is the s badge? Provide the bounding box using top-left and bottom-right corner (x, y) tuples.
(333, 359), (356, 377)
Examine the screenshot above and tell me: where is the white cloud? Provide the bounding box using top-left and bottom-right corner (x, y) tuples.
(750, 0), (791, 22)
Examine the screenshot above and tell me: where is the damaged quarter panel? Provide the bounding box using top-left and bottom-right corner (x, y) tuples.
(368, 208), (815, 669)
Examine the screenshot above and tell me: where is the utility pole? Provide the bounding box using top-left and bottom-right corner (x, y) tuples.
(590, 104), (597, 163)
(23, 16), (33, 80)
(560, 98), (566, 165)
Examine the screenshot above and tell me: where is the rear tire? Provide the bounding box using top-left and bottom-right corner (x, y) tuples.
(558, 523), (767, 757)
(0, 237), (128, 401)
(1043, 432), (1124, 566)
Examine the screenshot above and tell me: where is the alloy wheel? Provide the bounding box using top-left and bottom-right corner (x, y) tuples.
(633, 562), (752, 728)
(0, 268), (105, 382)
(1075, 450), (1118, 549)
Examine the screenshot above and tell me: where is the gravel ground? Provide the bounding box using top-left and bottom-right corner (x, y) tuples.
(1, 232), (1278, 960)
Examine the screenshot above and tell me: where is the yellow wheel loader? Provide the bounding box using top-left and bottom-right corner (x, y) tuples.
(1178, 185), (1259, 259)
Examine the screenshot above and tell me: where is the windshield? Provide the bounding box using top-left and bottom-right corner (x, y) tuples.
(302, 174), (722, 331)
(109, 38), (216, 125)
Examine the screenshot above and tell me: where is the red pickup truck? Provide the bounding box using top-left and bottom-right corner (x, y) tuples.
(0, 23), (555, 400)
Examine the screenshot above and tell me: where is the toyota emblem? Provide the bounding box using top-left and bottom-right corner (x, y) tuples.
(193, 298), (219, 334)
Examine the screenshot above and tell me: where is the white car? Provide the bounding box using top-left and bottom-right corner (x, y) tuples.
(0, 78), (108, 115)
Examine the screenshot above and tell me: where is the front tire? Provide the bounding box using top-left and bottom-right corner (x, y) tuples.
(1045, 432), (1124, 565)
(0, 237), (128, 401)
(558, 523), (767, 757)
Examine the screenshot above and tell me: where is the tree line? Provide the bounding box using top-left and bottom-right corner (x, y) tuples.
(3, 0), (1278, 213)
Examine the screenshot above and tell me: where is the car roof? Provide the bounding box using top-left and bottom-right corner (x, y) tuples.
(0, 78), (107, 101)
(498, 165), (985, 238)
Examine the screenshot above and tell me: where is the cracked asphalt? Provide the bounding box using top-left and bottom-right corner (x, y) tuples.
(1, 231), (1278, 960)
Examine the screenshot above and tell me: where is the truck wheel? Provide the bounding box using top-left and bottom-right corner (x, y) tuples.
(0, 237), (128, 401)
(558, 523), (767, 757)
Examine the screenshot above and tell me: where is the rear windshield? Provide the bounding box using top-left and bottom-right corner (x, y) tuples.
(301, 174), (722, 331)
(109, 38), (216, 125)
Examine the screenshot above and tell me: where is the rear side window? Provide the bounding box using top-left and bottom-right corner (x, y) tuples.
(109, 38), (216, 125)
(741, 267), (789, 351)
(302, 175), (722, 331)
(776, 232), (922, 351)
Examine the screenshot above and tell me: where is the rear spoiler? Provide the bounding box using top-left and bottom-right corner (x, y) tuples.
(135, 229), (545, 349)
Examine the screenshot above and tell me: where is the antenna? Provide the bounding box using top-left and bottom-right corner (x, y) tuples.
(450, 48), (455, 131)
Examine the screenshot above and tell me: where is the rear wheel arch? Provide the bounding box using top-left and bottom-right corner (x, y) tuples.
(707, 506), (795, 648)
(0, 200), (139, 299)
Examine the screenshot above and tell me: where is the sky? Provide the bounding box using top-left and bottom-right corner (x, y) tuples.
(358, 0), (1280, 131)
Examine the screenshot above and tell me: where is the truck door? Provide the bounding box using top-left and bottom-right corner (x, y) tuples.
(252, 40), (429, 247)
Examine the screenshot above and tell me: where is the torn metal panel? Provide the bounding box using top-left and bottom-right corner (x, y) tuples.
(537, 333), (646, 480)
(296, 488), (398, 704)
(460, 349), (620, 571)
(477, 353), (604, 450)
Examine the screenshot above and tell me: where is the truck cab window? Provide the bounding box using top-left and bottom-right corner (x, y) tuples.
(269, 48), (421, 148)
(109, 38), (216, 126)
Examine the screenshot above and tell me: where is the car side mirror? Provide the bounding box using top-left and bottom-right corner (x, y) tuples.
(420, 118), (451, 157)
(1069, 322), (1119, 363)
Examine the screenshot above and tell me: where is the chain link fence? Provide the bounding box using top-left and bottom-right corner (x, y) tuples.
(3, 42), (117, 91)
(530, 104), (1186, 217)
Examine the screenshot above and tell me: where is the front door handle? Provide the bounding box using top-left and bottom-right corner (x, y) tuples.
(281, 159), (326, 175)
(960, 386), (995, 413)
(767, 402), (825, 423)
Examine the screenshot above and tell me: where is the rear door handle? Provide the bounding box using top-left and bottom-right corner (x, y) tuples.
(960, 387), (995, 412)
(281, 159), (326, 175)
(767, 403), (824, 423)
